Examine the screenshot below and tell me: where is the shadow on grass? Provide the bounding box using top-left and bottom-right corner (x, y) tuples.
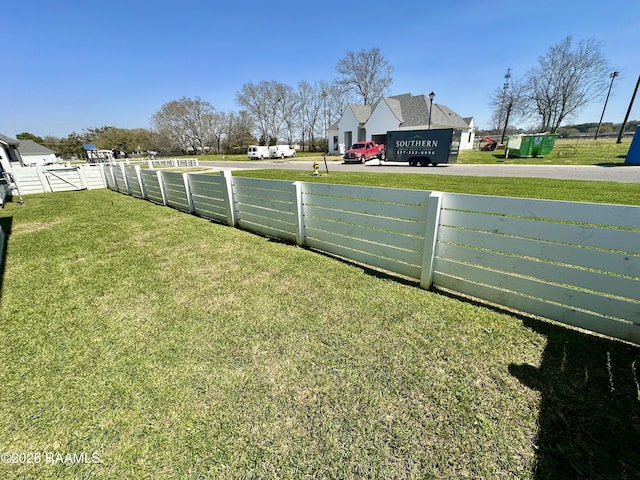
(0, 216), (12, 298)
(509, 317), (640, 480)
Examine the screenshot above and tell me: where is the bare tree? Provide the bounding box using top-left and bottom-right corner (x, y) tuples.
(277, 83), (299, 145)
(209, 111), (227, 154)
(335, 47), (393, 105)
(298, 81), (326, 151)
(236, 81), (293, 145)
(525, 37), (609, 132)
(151, 97), (217, 152)
(489, 72), (528, 141)
(220, 111), (256, 153)
(320, 80), (351, 128)
(235, 82), (270, 144)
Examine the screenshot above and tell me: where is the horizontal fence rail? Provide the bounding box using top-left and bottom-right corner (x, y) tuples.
(233, 176), (298, 244)
(105, 164), (640, 345)
(434, 193), (640, 344)
(300, 182), (435, 280)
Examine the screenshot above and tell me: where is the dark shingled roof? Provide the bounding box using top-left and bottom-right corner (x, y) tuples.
(387, 93), (470, 129)
(349, 104), (373, 124)
(0, 134), (19, 146)
(347, 93), (471, 130)
(18, 140), (54, 155)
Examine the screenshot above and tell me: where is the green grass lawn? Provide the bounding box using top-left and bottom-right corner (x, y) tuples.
(1, 189), (639, 479)
(232, 169), (640, 206)
(460, 136), (632, 165)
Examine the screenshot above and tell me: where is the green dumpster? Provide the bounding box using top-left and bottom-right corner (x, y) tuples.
(535, 134), (558, 156)
(506, 135), (534, 157)
(506, 134), (558, 158)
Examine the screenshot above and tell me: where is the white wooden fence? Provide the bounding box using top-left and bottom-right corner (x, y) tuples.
(5, 164), (106, 195)
(104, 164), (640, 345)
(113, 157), (199, 169)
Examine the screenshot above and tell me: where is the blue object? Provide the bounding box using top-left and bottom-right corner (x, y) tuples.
(625, 125), (640, 164)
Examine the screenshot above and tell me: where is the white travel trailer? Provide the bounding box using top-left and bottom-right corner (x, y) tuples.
(268, 145), (296, 159)
(247, 145), (270, 160)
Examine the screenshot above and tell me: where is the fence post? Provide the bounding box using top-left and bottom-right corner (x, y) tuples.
(76, 165), (89, 190)
(182, 172), (195, 213)
(119, 162), (131, 195)
(100, 163), (115, 190)
(109, 164), (117, 190)
(98, 163), (108, 189)
(420, 191), (443, 290)
(293, 181), (305, 246)
(35, 167), (52, 193)
(134, 165), (146, 199)
(156, 171), (167, 206)
(221, 170), (236, 227)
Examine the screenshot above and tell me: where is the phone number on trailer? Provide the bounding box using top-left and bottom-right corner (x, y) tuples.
(1, 452), (101, 464)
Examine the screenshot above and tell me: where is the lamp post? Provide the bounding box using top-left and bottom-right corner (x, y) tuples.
(595, 71), (619, 140)
(428, 91), (435, 129)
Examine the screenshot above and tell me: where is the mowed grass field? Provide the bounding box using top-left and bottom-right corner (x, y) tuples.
(0, 172), (639, 478)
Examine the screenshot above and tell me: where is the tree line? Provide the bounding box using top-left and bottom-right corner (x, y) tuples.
(18, 48), (392, 159)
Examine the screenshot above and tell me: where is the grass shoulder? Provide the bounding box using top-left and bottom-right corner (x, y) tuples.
(232, 169), (640, 206)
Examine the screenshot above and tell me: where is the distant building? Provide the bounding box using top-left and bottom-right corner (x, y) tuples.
(18, 140), (57, 166)
(329, 93), (475, 154)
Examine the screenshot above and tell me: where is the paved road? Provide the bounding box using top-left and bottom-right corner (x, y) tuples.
(200, 159), (640, 183)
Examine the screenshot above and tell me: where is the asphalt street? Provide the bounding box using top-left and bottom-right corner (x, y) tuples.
(199, 159), (640, 183)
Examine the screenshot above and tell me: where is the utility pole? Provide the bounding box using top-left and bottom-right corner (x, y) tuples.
(595, 71), (619, 140)
(616, 74), (640, 144)
(500, 68), (511, 145)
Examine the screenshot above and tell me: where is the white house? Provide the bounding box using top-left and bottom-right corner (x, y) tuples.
(18, 140), (57, 166)
(329, 93), (475, 154)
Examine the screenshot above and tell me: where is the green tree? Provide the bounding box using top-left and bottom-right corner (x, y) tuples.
(16, 132), (45, 144)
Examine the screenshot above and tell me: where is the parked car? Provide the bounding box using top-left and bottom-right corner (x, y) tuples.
(247, 145), (270, 160)
(269, 145), (296, 159)
(343, 141), (385, 163)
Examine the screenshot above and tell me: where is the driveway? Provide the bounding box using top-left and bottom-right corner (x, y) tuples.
(199, 159), (640, 183)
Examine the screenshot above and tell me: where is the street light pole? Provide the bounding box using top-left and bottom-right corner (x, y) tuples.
(428, 91), (435, 129)
(616, 74), (640, 144)
(595, 71), (619, 140)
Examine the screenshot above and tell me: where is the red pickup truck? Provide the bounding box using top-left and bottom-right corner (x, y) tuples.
(343, 141), (385, 163)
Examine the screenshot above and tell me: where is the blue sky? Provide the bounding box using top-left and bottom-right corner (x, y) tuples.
(2, 0), (639, 138)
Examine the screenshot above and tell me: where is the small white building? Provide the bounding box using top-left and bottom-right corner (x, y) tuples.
(18, 140), (57, 166)
(329, 93), (475, 154)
